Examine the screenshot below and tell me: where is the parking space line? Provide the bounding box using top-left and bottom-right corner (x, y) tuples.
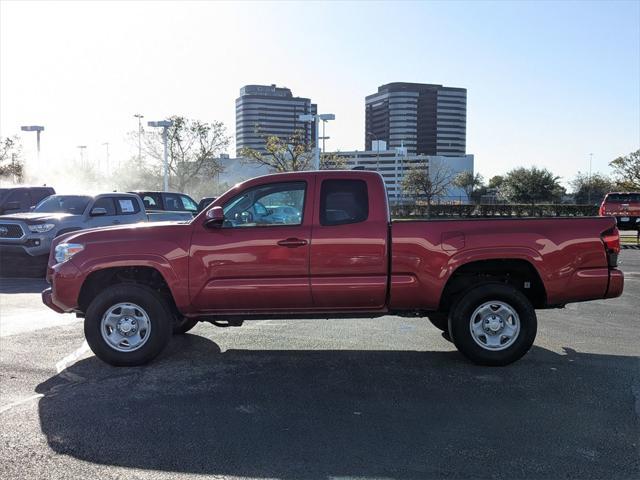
(55, 341), (90, 373)
(0, 394), (44, 414)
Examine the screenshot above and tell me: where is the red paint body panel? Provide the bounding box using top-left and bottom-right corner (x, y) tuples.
(43, 171), (624, 318)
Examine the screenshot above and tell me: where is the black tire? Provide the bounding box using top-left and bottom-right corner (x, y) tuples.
(84, 284), (172, 366)
(427, 312), (449, 331)
(448, 283), (537, 366)
(173, 316), (199, 335)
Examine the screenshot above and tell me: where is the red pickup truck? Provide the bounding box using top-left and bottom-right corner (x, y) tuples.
(43, 170), (624, 367)
(599, 192), (640, 230)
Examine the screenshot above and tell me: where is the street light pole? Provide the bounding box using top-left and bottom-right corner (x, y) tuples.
(588, 152), (593, 205)
(102, 142), (110, 175)
(20, 125), (44, 163)
(298, 113), (335, 169)
(148, 120), (173, 191)
(77, 145), (87, 168)
(134, 114), (144, 163)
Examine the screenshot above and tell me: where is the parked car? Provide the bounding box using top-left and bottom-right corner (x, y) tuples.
(197, 196), (217, 213)
(43, 170), (623, 367)
(130, 191), (198, 220)
(599, 192), (640, 230)
(0, 186), (55, 214)
(0, 193), (148, 263)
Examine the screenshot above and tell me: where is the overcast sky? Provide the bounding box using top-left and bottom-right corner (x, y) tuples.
(1, 0), (639, 185)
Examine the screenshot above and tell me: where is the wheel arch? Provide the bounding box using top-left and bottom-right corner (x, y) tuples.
(78, 265), (181, 317)
(438, 257), (547, 312)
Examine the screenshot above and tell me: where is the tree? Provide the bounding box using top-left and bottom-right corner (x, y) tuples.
(142, 116), (230, 192)
(320, 151), (348, 170)
(570, 172), (615, 205)
(0, 136), (25, 181)
(499, 167), (564, 204)
(488, 175), (504, 189)
(239, 131), (313, 172)
(453, 170), (484, 203)
(610, 149), (640, 190)
(402, 161), (454, 216)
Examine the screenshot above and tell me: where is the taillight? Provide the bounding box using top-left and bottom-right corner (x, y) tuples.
(598, 204), (605, 216)
(601, 227), (620, 267)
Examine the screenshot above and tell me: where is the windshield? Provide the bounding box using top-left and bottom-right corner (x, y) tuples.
(34, 195), (91, 214)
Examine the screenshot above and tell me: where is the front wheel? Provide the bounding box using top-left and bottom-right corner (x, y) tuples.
(448, 283), (537, 366)
(84, 284), (172, 366)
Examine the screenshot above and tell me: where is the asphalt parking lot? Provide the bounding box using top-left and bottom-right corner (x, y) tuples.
(0, 252), (638, 479)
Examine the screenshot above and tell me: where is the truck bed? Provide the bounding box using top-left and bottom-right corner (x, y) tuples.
(389, 216), (618, 310)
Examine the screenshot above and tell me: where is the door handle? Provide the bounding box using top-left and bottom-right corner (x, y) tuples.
(277, 238), (308, 248)
(112, 220), (121, 225)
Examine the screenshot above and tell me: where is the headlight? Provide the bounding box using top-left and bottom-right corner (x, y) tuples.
(28, 223), (55, 233)
(54, 243), (84, 264)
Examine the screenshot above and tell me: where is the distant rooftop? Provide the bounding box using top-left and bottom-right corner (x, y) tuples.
(239, 84), (293, 98)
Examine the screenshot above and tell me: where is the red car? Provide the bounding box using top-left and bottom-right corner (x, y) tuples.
(43, 170), (623, 367)
(599, 192), (640, 230)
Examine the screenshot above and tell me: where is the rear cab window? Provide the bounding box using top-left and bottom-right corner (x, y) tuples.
(605, 193), (640, 202)
(319, 179), (369, 226)
(115, 197), (141, 215)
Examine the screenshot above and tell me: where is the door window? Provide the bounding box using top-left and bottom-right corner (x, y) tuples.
(222, 182), (306, 228)
(92, 197), (117, 216)
(30, 188), (53, 205)
(141, 193), (161, 209)
(163, 193), (183, 211)
(179, 195), (198, 213)
(6, 190), (30, 209)
(319, 179), (369, 226)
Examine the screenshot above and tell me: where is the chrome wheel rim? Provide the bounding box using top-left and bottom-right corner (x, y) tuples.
(469, 301), (520, 351)
(100, 302), (151, 352)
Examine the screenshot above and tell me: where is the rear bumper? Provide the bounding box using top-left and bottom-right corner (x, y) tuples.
(614, 216), (640, 230)
(605, 269), (624, 299)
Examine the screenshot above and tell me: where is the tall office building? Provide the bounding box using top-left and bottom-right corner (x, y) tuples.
(365, 82), (466, 156)
(236, 84), (317, 155)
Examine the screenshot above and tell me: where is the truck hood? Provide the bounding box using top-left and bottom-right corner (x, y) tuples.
(53, 221), (190, 254)
(0, 212), (78, 224)
(50, 221), (193, 272)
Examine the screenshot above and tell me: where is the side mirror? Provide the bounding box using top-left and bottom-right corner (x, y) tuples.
(90, 207), (107, 217)
(205, 206), (224, 228)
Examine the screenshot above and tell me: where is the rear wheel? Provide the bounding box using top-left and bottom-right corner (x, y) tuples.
(448, 283), (537, 366)
(84, 284), (172, 366)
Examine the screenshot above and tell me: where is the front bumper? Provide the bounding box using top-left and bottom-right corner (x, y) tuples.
(42, 288), (64, 313)
(41, 260), (83, 313)
(0, 235), (53, 257)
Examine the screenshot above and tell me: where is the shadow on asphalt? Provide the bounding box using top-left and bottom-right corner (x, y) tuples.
(0, 277), (48, 294)
(36, 334), (639, 479)
(0, 253), (48, 279)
